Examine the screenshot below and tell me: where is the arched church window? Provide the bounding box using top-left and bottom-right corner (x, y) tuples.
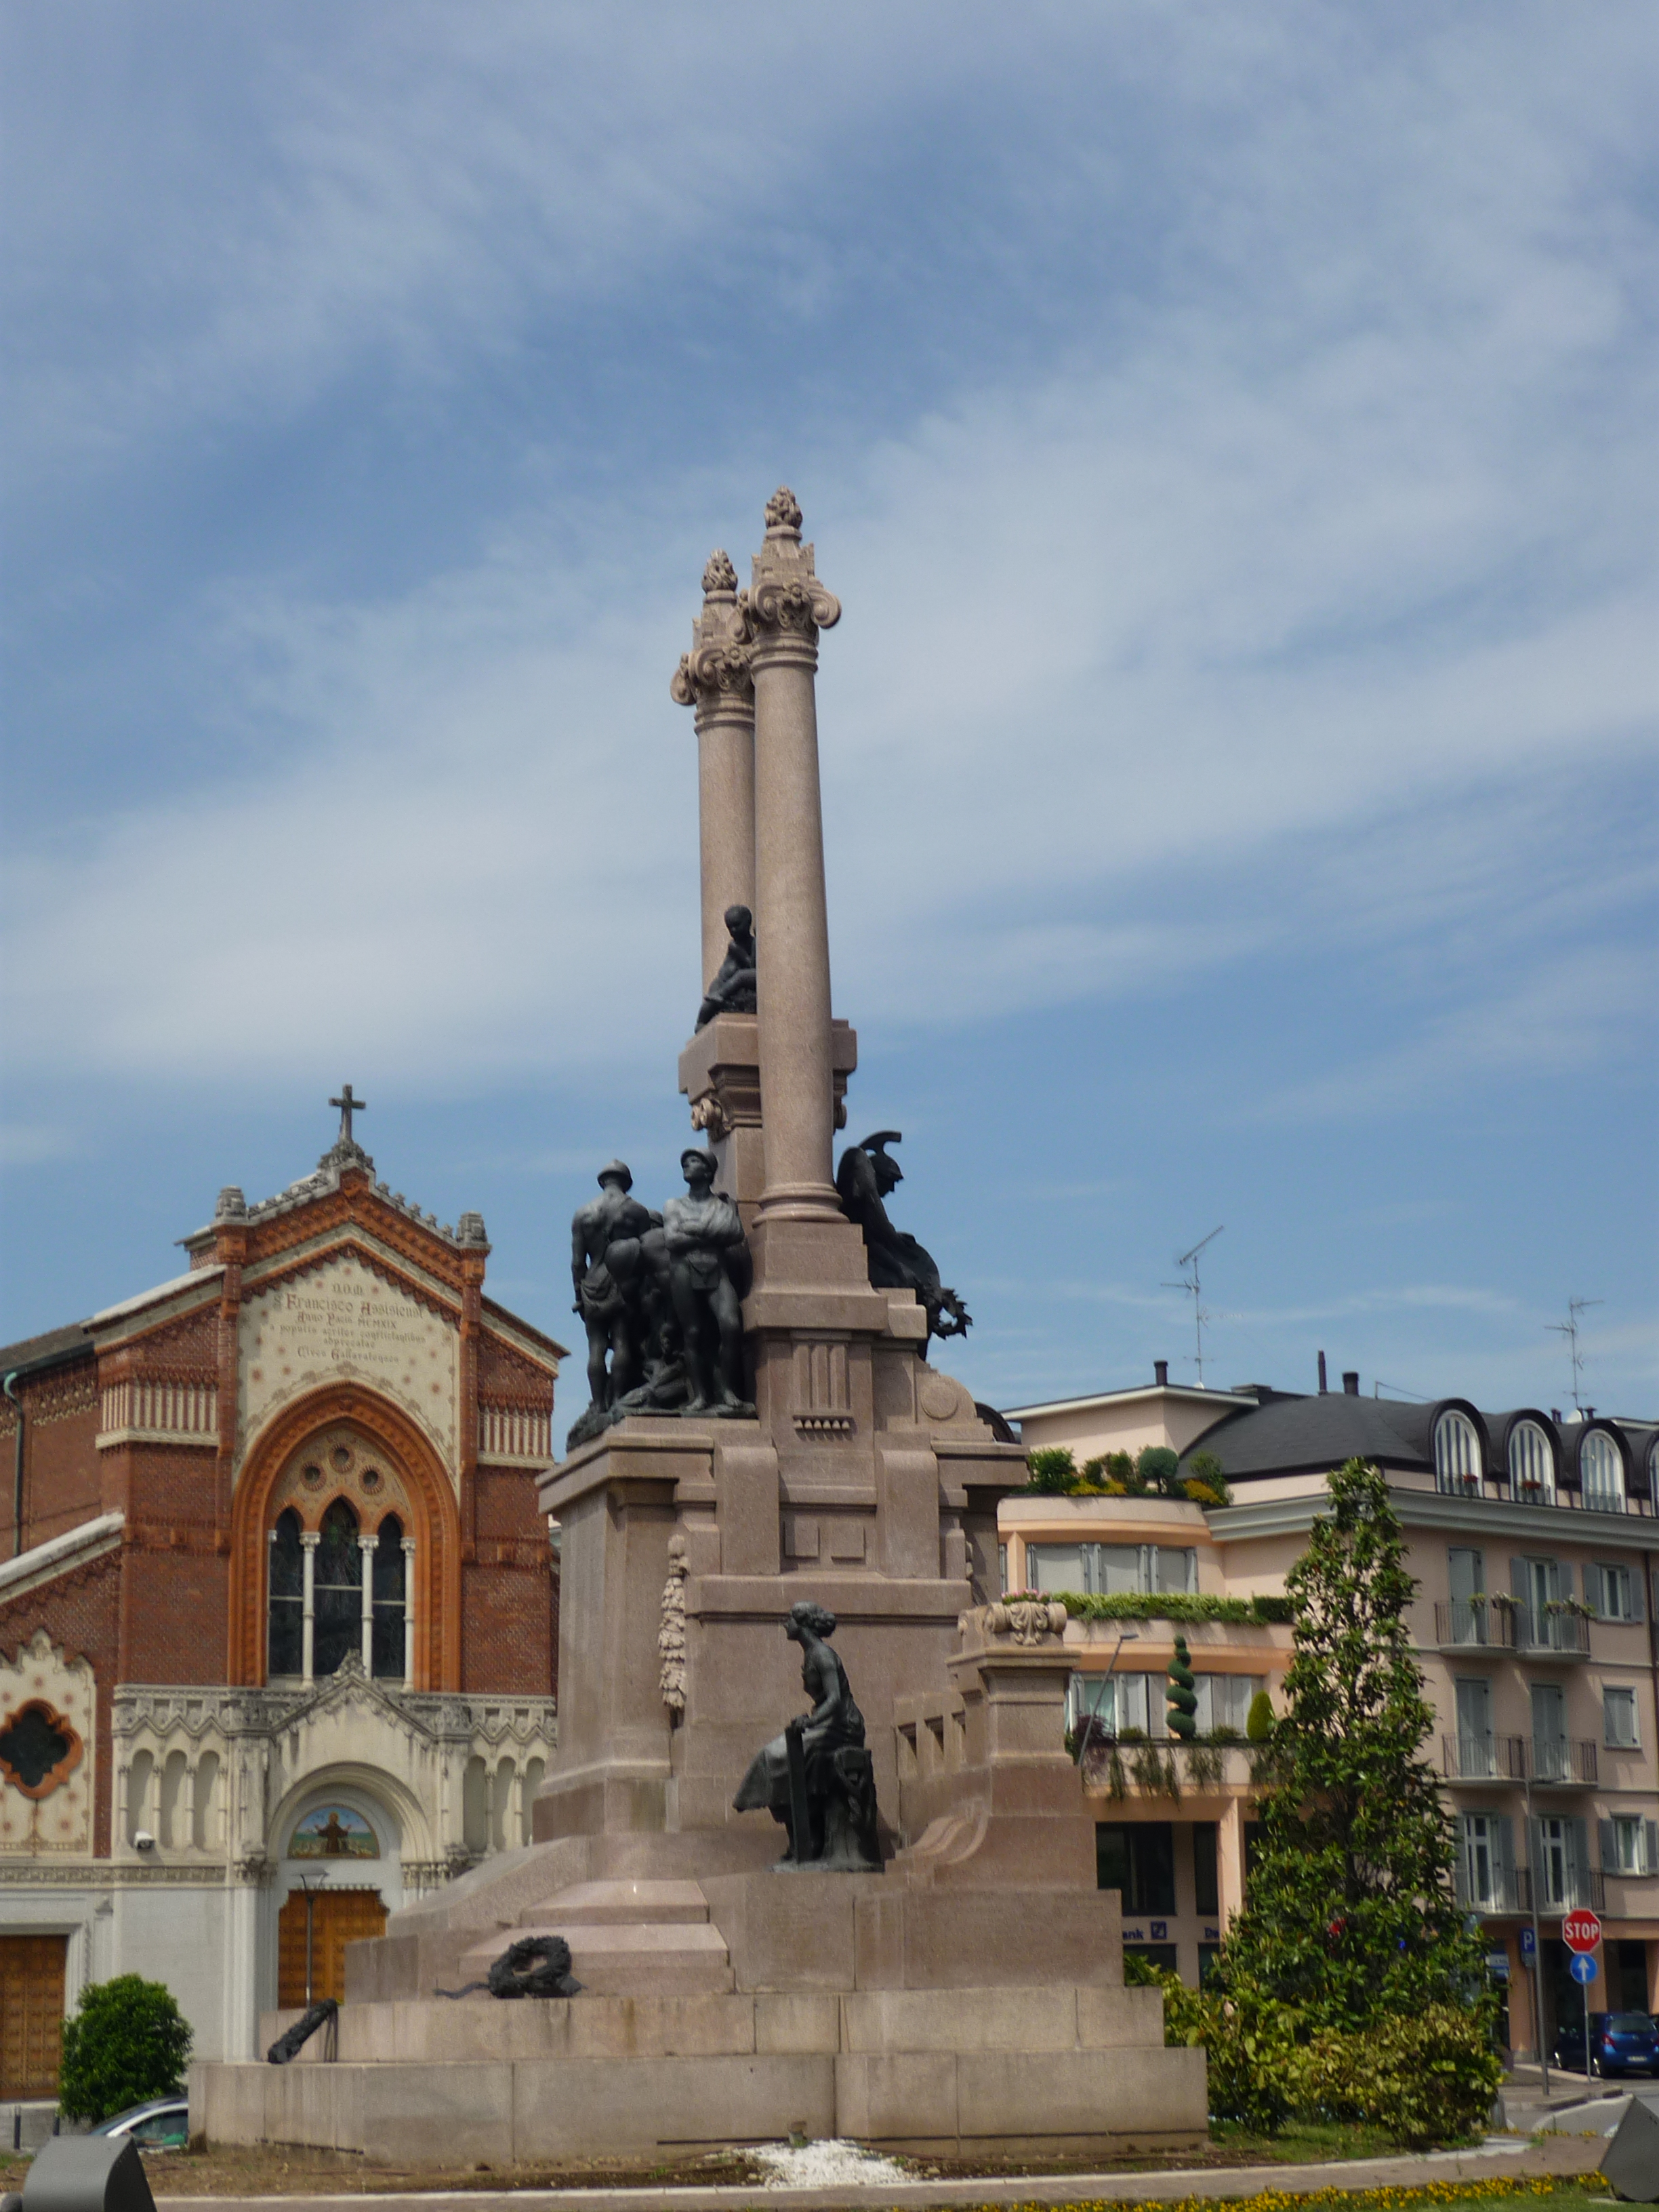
(313, 1498), (363, 1676)
(371, 1515), (407, 1680)
(268, 1509), (304, 1677)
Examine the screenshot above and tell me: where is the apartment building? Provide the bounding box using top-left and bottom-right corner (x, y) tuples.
(1002, 1368), (1659, 2059)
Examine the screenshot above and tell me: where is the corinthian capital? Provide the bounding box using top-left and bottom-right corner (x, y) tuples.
(671, 550), (754, 709)
(738, 487), (840, 650)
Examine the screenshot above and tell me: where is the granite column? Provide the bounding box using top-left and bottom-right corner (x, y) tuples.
(740, 488), (843, 1233)
(672, 551), (756, 994)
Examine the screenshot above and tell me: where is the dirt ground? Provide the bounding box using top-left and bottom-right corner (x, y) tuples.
(0, 2123), (1408, 2198)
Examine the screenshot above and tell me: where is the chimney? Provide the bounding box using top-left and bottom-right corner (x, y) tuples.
(1154, 1359), (1169, 1387)
(1551, 1409), (1561, 1424)
(1317, 1350), (1328, 1395)
(1343, 1370), (1359, 1396)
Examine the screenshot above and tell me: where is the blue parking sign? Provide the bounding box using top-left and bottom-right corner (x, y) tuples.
(1571, 1953), (1599, 1985)
(1519, 1927), (1537, 1961)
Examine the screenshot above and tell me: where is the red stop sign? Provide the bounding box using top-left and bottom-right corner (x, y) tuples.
(1563, 1910), (1602, 1954)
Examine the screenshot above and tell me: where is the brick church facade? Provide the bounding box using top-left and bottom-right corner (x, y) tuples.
(0, 1103), (562, 2087)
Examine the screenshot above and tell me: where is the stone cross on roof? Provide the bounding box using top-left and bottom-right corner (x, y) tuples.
(329, 1085), (367, 1146)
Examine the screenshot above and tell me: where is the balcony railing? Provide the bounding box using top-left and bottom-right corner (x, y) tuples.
(1514, 1607), (1593, 1656)
(1441, 1733), (1528, 1782)
(1432, 1600), (1593, 1654)
(1456, 1864), (1604, 1915)
(1425, 1473), (1650, 1517)
(1439, 1734), (1597, 1786)
(1435, 1600), (1515, 1648)
(1530, 1736), (1598, 1786)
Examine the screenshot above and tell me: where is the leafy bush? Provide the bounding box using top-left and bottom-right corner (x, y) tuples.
(59, 1973), (193, 2123)
(1043, 1589), (1295, 1626)
(1125, 1959), (1497, 2146)
(1025, 1447), (1078, 1493)
(1297, 2005), (1504, 2148)
(1126, 1958), (1299, 2133)
(1246, 1688), (1275, 1740)
(1186, 1450), (1233, 1507)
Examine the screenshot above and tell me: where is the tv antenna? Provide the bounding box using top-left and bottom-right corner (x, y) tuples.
(1164, 1225), (1224, 1387)
(1547, 1296), (1602, 1414)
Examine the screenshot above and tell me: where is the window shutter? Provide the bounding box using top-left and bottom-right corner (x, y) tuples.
(1600, 1818), (1618, 1872)
(1525, 1814), (1543, 1892)
(1511, 1558), (1528, 1603)
(1645, 1821), (1658, 1876)
(1583, 1562), (1602, 1612)
(1496, 1816), (1517, 1904)
(1568, 1817), (1591, 1893)
(1631, 1569), (1645, 1624)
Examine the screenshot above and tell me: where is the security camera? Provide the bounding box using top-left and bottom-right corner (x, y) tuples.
(134, 1831), (156, 1853)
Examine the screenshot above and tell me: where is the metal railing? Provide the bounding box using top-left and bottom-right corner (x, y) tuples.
(1439, 1734), (1597, 1786)
(1513, 1607), (1593, 1656)
(1434, 1599), (1515, 1648)
(1441, 1733), (1528, 1781)
(1456, 1864), (1604, 1915)
(1530, 1736), (1598, 1785)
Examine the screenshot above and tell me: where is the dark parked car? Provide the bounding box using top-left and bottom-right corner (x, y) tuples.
(1553, 2011), (1659, 2077)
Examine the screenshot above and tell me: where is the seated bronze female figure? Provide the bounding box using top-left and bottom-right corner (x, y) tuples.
(732, 1600), (882, 1872)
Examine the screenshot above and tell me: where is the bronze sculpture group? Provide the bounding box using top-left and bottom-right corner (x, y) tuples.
(565, 923), (974, 1444)
(568, 1149), (754, 1446)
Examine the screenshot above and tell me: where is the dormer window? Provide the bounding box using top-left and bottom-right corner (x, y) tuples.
(1509, 1420), (1555, 1503)
(1434, 1410), (1483, 1494)
(1581, 1429), (1625, 1511)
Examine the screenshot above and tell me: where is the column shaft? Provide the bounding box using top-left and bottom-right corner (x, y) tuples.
(300, 1533), (319, 1685)
(402, 1538), (417, 1685)
(741, 491), (842, 1225)
(672, 550), (756, 991)
(359, 1536), (375, 1673)
(751, 649), (836, 1216)
(696, 697), (756, 987)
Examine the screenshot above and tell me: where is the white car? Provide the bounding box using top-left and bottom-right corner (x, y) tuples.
(88, 2099), (188, 2149)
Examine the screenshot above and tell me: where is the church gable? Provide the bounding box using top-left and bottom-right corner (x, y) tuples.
(237, 1250), (460, 1479)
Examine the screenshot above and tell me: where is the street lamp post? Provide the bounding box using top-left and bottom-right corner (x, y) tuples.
(295, 1870), (329, 2007)
(1523, 1761), (1550, 2095)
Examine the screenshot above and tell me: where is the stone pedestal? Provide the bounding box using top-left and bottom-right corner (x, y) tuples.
(532, 1332), (1021, 1846)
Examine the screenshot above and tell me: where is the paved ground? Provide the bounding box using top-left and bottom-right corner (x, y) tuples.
(133, 2130), (1605, 2212)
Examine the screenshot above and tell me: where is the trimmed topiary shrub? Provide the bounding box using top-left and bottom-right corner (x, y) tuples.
(1246, 1687), (1275, 1740)
(58, 1973), (193, 2123)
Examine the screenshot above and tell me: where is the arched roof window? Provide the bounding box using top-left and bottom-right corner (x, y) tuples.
(1508, 1420), (1555, 1502)
(1580, 1429), (1624, 1511)
(1434, 1408), (1483, 1494)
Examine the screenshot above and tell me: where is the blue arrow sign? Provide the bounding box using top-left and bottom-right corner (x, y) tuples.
(1571, 1953), (1599, 1984)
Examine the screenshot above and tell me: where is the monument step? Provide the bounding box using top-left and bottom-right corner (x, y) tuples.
(461, 1919), (735, 1997)
(514, 1878), (709, 1928)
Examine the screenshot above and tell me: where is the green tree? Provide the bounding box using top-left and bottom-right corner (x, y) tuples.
(1166, 1634), (1198, 1739)
(58, 1974), (193, 2123)
(1219, 1458), (1490, 2033)
(1245, 1687), (1275, 1742)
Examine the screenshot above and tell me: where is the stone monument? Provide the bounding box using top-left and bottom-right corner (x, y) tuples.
(191, 491), (1206, 2166)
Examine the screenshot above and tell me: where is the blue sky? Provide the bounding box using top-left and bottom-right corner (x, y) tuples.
(2, 2), (1654, 1441)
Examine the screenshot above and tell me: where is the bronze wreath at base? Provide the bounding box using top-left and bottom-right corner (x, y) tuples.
(435, 1934), (583, 2000)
